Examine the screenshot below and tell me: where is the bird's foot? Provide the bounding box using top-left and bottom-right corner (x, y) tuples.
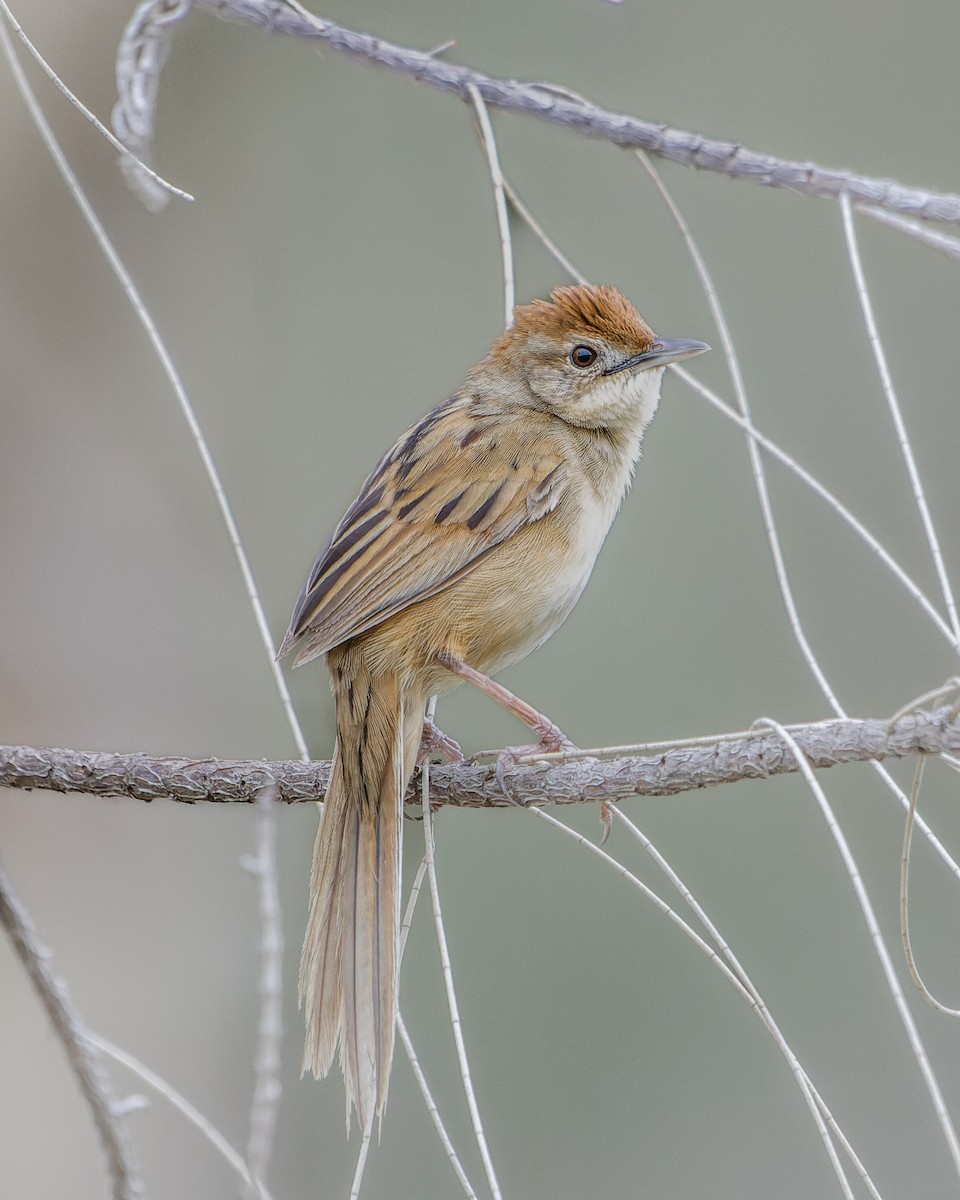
(417, 717), (464, 766)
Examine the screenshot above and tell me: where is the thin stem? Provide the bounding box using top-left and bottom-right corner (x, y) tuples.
(636, 150), (841, 710)
(900, 757), (960, 1016)
(0, 0), (192, 203)
(396, 1015), (481, 1200)
(0, 7), (310, 763)
(671, 365), (956, 649)
(530, 809), (865, 1199)
(241, 787), (285, 1198)
(349, 1128), (372, 1200)
(839, 191), (960, 648)
(396, 859), (479, 1197)
(467, 83), (515, 328)
(91, 1034), (272, 1200)
(0, 860), (140, 1200)
(637, 152), (960, 893)
(399, 856), (429, 962)
(754, 719), (960, 1178)
(502, 178), (588, 284)
(422, 697), (504, 1200)
(857, 206), (960, 263)
(608, 807), (879, 1200)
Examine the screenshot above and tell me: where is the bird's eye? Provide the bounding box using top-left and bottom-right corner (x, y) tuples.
(570, 345), (598, 368)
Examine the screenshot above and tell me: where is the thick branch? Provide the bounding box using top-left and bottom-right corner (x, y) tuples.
(1, 706), (957, 809)
(166, 1), (960, 224)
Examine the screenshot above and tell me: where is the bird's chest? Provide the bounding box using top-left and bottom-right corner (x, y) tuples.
(456, 486), (621, 674)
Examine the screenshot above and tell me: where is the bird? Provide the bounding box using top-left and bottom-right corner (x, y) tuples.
(278, 283), (709, 1132)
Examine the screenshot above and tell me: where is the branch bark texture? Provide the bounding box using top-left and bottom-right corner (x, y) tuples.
(161, 1), (960, 224)
(2, 706), (956, 809)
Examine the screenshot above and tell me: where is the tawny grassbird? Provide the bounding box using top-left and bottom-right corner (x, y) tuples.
(279, 284), (708, 1131)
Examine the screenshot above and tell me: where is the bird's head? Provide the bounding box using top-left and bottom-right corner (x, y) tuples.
(472, 284), (709, 431)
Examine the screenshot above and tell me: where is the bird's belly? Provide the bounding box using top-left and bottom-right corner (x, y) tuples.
(420, 497), (615, 681)
(349, 490), (619, 691)
(464, 543), (594, 674)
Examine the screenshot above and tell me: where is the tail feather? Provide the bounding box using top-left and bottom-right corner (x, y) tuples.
(298, 746), (348, 1082)
(299, 666), (420, 1131)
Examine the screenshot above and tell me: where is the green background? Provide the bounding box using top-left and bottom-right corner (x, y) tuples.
(2, 1), (960, 1196)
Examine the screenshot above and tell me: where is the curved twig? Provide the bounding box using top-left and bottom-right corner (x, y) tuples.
(0, 860), (140, 1200)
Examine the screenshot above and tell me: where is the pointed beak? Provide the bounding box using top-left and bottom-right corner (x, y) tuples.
(603, 337), (710, 375)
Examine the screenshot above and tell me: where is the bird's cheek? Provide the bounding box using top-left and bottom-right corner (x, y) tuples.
(524, 362), (567, 405)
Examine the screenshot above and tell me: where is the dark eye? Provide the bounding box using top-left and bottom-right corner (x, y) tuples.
(570, 345), (597, 368)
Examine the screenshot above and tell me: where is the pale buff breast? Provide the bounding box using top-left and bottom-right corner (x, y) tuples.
(353, 480), (621, 692)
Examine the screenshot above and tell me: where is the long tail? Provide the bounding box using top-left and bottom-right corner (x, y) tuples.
(299, 663), (422, 1131)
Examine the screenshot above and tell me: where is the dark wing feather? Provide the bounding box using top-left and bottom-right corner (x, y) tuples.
(278, 397), (567, 664)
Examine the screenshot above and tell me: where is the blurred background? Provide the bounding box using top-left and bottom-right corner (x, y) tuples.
(2, 0), (960, 1196)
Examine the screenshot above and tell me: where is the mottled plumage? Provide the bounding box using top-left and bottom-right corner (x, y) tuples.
(279, 399), (568, 667)
(280, 285), (708, 1131)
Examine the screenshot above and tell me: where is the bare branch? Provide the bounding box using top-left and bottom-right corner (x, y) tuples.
(858, 205), (960, 261)
(240, 787), (284, 1198)
(137, 0), (960, 224)
(0, 860), (141, 1200)
(111, 0), (193, 210)
(1, 705), (957, 809)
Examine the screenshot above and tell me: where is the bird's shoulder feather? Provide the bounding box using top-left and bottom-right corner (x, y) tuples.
(279, 396), (569, 664)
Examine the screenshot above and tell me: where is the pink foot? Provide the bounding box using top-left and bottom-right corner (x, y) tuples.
(417, 718), (464, 766)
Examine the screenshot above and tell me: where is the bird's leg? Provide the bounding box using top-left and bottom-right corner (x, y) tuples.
(417, 717), (464, 766)
(434, 651), (576, 794)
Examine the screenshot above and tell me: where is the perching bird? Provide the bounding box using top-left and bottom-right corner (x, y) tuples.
(279, 284), (709, 1131)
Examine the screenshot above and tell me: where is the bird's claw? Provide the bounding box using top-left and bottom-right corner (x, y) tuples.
(417, 718), (464, 766)
(599, 801), (614, 846)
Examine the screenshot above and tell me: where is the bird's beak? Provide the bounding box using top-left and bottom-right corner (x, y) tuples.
(603, 337), (710, 375)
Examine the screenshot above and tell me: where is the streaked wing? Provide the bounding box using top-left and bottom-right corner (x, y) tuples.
(279, 396), (567, 664)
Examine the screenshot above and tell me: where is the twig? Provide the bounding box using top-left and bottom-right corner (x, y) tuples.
(396, 862), (480, 1197)
(395, 1015), (480, 1200)
(466, 83), (514, 328)
(111, 0), (194, 210)
(858, 205), (960, 262)
(606, 806), (880, 1199)
(91, 1033), (273, 1200)
(2, 704), (958, 807)
(348, 1127), (372, 1200)
(839, 191), (960, 648)
(422, 696), (504, 1200)
(671, 363), (957, 650)
(531, 809), (865, 1199)
(137, 0), (960, 224)
(0, 859), (141, 1200)
(636, 150), (841, 716)
(754, 718), (960, 1178)
(900, 756), (960, 1017)
(240, 787), (285, 1198)
(0, 0), (192, 206)
(636, 149), (960, 898)
(502, 176), (588, 284)
(1, 1), (310, 764)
